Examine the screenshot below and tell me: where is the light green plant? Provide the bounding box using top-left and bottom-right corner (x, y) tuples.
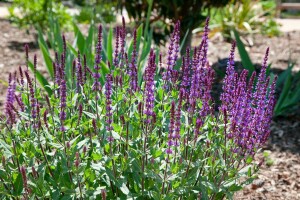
(208, 0), (280, 39)
(8, 0), (72, 32)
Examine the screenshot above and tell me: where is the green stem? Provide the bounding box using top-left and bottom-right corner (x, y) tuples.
(161, 154), (170, 196)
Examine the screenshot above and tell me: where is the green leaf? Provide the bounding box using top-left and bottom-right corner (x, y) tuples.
(107, 27), (113, 65)
(53, 17), (63, 54)
(91, 163), (105, 171)
(234, 30), (255, 74)
(73, 23), (86, 54)
(83, 111), (96, 119)
(276, 63), (294, 87)
(71, 93), (79, 106)
(37, 26), (49, 53)
(85, 23), (94, 56)
(246, 156), (253, 164)
(67, 42), (77, 55)
(0, 140), (13, 157)
(13, 173), (23, 195)
(38, 39), (54, 78)
(119, 182), (130, 195)
(99, 60), (110, 84)
(179, 29), (189, 53)
(275, 70), (292, 115)
(144, 0), (153, 40)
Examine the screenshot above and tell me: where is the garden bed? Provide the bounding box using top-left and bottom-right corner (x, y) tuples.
(0, 18), (299, 199)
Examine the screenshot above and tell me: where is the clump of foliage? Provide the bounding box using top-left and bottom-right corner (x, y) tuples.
(208, 0), (281, 39)
(75, 0), (117, 24)
(8, 0), (72, 31)
(0, 18), (276, 199)
(121, 0), (231, 45)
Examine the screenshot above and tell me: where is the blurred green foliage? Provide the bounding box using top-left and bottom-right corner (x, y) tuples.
(120, 0), (231, 44)
(208, 0), (281, 39)
(75, 0), (117, 24)
(8, 0), (72, 31)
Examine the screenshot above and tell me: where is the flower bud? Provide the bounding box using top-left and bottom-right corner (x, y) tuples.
(2, 156), (5, 167)
(92, 119), (97, 132)
(75, 152), (80, 168)
(32, 166), (38, 179)
(101, 189), (107, 200)
(66, 141), (71, 149)
(120, 115), (125, 125)
(75, 160), (79, 168)
(21, 166), (28, 190)
(83, 145), (87, 154)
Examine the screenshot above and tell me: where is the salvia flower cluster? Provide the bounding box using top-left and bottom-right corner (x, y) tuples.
(0, 17), (276, 199)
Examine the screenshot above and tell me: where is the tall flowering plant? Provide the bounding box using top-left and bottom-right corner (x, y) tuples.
(0, 18), (276, 199)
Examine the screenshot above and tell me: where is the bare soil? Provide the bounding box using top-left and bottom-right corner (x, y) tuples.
(0, 19), (300, 199)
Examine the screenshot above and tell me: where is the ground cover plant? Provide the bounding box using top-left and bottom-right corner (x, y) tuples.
(0, 18), (276, 199)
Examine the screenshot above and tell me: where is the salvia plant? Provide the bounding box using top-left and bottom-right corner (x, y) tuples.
(0, 17), (276, 199)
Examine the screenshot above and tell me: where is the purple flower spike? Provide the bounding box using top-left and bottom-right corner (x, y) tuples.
(107, 136), (114, 143)
(169, 101), (175, 137)
(95, 25), (103, 65)
(181, 48), (191, 91)
(93, 25), (103, 92)
(144, 49), (156, 123)
(194, 118), (203, 138)
(59, 66), (67, 131)
(20, 166), (28, 192)
(219, 47), (276, 156)
(253, 47), (270, 107)
(83, 54), (87, 83)
(174, 89), (184, 146)
(5, 73), (16, 124)
(15, 94), (25, 112)
(19, 66), (24, 89)
(44, 110), (49, 130)
(62, 35), (67, 61)
(220, 41), (236, 112)
(129, 28), (138, 92)
(113, 27), (120, 67)
(166, 147), (173, 155)
(76, 52), (83, 93)
(25, 71), (37, 119)
(33, 54), (37, 83)
(105, 74), (113, 132)
(200, 17), (209, 68)
(77, 104), (83, 126)
(163, 21), (181, 89)
(120, 16), (126, 61)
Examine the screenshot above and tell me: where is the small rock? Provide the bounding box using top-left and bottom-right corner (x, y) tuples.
(251, 179), (265, 189)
